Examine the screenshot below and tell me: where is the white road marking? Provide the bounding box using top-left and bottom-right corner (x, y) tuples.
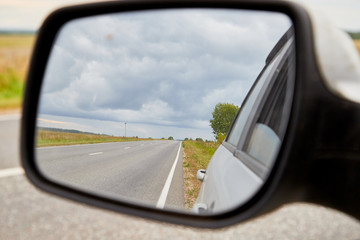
(0, 167), (24, 178)
(124, 147), (131, 149)
(88, 152), (103, 156)
(156, 142), (182, 209)
(0, 114), (21, 122)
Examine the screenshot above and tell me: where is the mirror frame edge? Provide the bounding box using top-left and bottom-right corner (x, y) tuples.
(21, 0), (315, 228)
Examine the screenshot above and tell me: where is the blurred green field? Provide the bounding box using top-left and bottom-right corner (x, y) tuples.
(37, 129), (152, 147)
(0, 34), (35, 111)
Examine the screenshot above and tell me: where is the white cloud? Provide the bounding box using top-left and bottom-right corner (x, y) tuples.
(38, 9), (292, 139)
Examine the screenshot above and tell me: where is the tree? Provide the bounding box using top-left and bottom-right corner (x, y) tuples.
(210, 103), (239, 139)
(168, 136), (174, 140)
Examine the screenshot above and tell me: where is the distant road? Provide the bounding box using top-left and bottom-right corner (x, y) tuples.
(36, 140), (184, 210)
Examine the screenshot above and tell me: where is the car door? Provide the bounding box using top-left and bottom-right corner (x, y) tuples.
(194, 34), (295, 214)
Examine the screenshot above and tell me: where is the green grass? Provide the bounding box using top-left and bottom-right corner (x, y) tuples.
(0, 69), (24, 109)
(182, 140), (220, 209)
(0, 34), (35, 110)
(183, 140), (219, 169)
(37, 129), (151, 147)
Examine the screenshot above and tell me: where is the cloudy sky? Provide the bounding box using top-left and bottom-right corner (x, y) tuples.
(1, 0), (358, 139)
(37, 9), (291, 139)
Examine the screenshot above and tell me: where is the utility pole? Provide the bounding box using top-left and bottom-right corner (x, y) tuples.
(124, 122), (127, 137)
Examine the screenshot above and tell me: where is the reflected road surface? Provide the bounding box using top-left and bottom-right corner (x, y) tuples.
(36, 140), (184, 209)
(1, 114), (360, 239)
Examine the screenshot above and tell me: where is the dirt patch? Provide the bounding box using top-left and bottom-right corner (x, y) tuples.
(183, 150), (203, 209)
(182, 140), (220, 209)
(0, 108), (21, 115)
(354, 40), (360, 55)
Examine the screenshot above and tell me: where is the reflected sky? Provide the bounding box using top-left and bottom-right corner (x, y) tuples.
(37, 9), (292, 140)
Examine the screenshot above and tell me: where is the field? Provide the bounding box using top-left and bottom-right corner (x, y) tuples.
(0, 34), (35, 111)
(354, 40), (360, 54)
(37, 129), (152, 147)
(182, 140), (220, 209)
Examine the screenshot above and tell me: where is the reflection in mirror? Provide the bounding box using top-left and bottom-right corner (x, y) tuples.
(35, 9), (295, 214)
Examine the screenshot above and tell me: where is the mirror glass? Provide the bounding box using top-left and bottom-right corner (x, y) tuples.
(35, 8), (295, 214)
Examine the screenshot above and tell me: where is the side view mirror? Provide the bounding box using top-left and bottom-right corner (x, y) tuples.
(196, 169), (206, 182)
(21, 0), (360, 228)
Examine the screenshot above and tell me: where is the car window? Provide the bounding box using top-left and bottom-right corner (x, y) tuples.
(226, 49), (283, 147)
(245, 39), (295, 168)
(246, 123), (281, 167)
(225, 38), (295, 178)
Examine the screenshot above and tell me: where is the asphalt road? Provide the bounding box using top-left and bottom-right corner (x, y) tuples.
(36, 140), (184, 209)
(1, 114), (360, 239)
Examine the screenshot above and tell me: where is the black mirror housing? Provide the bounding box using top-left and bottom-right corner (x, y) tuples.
(21, 0), (360, 228)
